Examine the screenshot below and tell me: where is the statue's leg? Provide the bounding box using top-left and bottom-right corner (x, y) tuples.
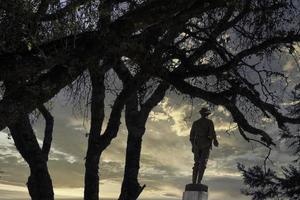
(192, 148), (200, 184)
(197, 148), (210, 184)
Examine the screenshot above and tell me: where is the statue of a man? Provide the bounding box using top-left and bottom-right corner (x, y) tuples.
(190, 108), (219, 184)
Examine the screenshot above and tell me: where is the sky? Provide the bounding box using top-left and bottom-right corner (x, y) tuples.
(0, 95), (254, 200)
(0, 48), (299, 200)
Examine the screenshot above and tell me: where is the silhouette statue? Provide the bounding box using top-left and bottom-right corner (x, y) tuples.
(190, 108), (219, 184)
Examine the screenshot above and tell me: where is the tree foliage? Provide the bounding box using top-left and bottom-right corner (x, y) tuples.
(238, 131), (300, 200)
(1, 0), (300, 199)
(238, 85), (300, 200)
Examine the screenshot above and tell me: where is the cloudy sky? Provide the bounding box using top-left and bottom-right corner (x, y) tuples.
(0, 47), (299, 200)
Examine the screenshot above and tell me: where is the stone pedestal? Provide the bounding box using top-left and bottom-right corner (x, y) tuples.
(182, 184), (208, 200)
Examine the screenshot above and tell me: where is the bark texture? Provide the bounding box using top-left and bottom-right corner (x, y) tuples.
(84, 148), (102, 200)
(119, 125), (145, 200)
(8, 114), (54, 200)
(119, 93), (145, 200)
(118, 80), (169, 200)
(84, 67), (105, 200)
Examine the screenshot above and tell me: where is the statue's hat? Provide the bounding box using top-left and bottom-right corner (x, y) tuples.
(199, 107), (211, 115)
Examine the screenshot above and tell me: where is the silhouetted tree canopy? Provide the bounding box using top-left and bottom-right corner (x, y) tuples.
(1, 0), (300, 199)
(1, 0), (300, 143)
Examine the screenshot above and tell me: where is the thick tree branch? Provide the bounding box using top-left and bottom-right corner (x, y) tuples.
(147, 67), (275, 145)
(140, 82), (169, 119)
(172, 34), (300, 78)
(88, 65), (106, 140)
(100, 72), (148, 149)
(234, 83), (300, 127)
(224, 102), (275, 146)
(38, 104), (54, 161)
(0, 31), (98, 82)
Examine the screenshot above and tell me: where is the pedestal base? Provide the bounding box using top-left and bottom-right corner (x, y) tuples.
(182, 191), (208, 200)
(182, 184), (208, 200)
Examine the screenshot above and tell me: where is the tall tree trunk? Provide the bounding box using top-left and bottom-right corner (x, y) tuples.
(8, 114), (54, 200)
(84, 66), (105, 200)
(27, 163), (54, 200)
(119, 127), (145, 200)
(118, 82), (169, 200)
(84, 142), (102, 200)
